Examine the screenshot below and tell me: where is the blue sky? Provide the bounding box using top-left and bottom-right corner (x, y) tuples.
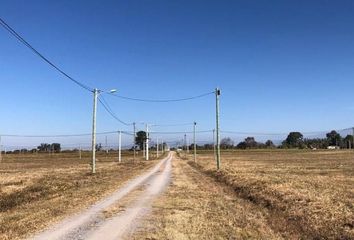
(1, 0), (354, 147)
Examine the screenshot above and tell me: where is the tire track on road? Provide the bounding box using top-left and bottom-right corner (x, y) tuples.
(30, 152), (172, 240)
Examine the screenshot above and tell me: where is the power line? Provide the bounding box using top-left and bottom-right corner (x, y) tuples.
(150, 130), (213, 134)
(98, 96), (133, 126)
(107, 91), (215, 103)
(1, 131), (120, 138)
(121, 131), (135, 136)
(153, 123), (194, 127)
(3, 127), (350, 138)
(100, 95), (116, 115)
(221, 131), (287, 136)
(0, 17), (93, 92)
(221, 128), (350, 136)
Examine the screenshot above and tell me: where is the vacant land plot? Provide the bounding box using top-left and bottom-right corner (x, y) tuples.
(0, 151), (162, 240)
(131, 155), (282, 239)
(189, 150), (354, 239)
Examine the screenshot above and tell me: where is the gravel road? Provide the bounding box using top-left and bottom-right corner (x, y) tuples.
(30, 152), (173, 240)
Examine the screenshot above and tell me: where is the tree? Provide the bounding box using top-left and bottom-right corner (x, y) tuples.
(37, 143), (51, 152)
(303, 138), (328, 149)
(220, 137), (234, 149)
(203, 144), (213, 150)
(135, 131), (147, 150)
(236, 137), (258, 149)
(283, 132), (303, 148)
(51, 143), (61, 153)
(265, 140), (275, 148)
(326, 130), (342, 146)
(245, 137), (257, 148)
(96, 143), (102, 151)
(343, 135), (353, 148)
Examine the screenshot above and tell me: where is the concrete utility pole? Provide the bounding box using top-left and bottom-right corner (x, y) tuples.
(213, 129), (216, 162)
(91, 88), (98, 174)
(0, 135), (2, 162)
(105, 135), (108, 154)
(193, 122), (197, 162)
(146, 124), (149, 160)
(118, 131), (122, 163)
(79, 144), (82, 159)
(184, 134), (187, 158)
(156, 138), (159, 158)
(352, 127), (354, 150)
(215, 88), (221, 170)
(91, 88), (116, 174)
(133, 122), (136, 161)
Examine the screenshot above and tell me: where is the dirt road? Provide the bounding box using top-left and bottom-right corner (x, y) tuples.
(30, 152), (172, 240)
(130, 154), (283, 239)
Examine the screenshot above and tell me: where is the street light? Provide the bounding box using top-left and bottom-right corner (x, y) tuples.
(91, 88), (117, 174)
(109, 89), (117, 94)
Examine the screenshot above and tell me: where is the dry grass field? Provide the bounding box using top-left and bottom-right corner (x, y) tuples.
(1, 150), (353, 239)
(0, 151), (163, 240)
(131, 155), (283, 239)
(89, 150), (353, 239)
(188, 150), (354, 239)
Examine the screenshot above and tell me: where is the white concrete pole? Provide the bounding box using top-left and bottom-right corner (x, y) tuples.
(184, 134), (187, 158)
(118, 130), (122, 163)
(0, 135), (2, 162)
(215, 88), (221, 170)
(79, 144), (82, 159)
(91, 88), (98, 174)
(213, 129), (216, 162)
(105, 135), (108, 154)
(133, 122), (136, 161)
(156, 138), (159, 158)
(193, 122), (197, 162)
(352, 127), (354, 150)
(146, 124), (149, 160)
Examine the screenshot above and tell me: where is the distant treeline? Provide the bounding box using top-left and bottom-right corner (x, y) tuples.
(195, 130), (353, 150)
(2, 142), (133, 154)
(2, 143), (62, 154)
(2, 130), (352, 154)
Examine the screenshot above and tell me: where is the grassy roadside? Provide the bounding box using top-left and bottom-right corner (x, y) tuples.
(0, 152), (165, 240)
(130, 154), (282, 239)
(189, 150), (354, 239)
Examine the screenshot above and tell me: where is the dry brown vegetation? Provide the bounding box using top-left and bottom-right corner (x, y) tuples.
(131, 155), (282, 239)
(0, 151), (162, 240)
(1, 150), (353, 239)
(189, 150), (354, 239)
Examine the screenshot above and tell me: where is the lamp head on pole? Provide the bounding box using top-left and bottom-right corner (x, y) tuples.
(109, 89), (117, 94)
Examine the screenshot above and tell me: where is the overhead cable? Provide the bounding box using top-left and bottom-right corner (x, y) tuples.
(0, 17), (93, 92)
(108, 91), (214, 102)
(98, 96), (133, 126)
